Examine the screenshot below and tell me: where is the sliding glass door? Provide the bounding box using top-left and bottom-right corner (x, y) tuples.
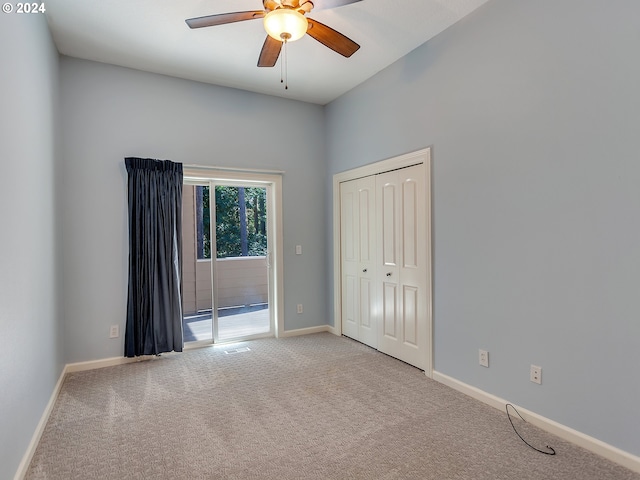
(182, 178), (275, 344)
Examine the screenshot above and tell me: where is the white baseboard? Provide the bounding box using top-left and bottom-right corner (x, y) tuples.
(327, 325), (339, 336)
(65, 355), (148, 373)
(280, 325), (331, 338)
(13, 365), (67, 480)
(432, 371), (640, 474)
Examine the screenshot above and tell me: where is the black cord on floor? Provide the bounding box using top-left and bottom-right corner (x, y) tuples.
(506, 403), (556, 455)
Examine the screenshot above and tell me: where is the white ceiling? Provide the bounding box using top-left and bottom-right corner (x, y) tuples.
(45, 0), (490, 105)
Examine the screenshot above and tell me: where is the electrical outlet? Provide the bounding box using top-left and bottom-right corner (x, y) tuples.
(479, 349), (489, 367)
(530, 365), (542, 384)
(109, 325), (119, 339)
(297, 304), (303, 314)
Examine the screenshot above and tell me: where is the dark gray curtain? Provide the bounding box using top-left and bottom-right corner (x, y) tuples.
(124, 157), (183, 357)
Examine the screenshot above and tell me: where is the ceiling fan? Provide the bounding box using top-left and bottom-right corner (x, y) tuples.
(185, 0), (362, 68)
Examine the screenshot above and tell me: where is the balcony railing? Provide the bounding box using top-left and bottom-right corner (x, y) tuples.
(182, 256), (268, 315)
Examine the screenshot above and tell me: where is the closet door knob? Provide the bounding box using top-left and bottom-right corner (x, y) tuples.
(362, 268), (367, 273)
(386, 272), (392, 277)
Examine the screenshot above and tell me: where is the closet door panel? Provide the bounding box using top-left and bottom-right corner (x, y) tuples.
(381, 183), (397, 267)
(357, 176), (377, 347)
(340, 176), (377, 348)
(402, 179), (418, 269)
(360, 277), (373, 329)
(382, 281), (398, 338)
(359, 188), (373, 262)
(341, 182), (359, 340)
(376, 164), (427, 369)
(403, 285), (418, 347)
(344, 274), (357, 335)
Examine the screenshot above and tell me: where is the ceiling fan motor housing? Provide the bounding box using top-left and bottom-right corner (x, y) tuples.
(264, 0), (314, 14)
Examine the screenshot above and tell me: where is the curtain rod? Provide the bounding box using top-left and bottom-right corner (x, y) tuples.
(183, 164), (285, 175)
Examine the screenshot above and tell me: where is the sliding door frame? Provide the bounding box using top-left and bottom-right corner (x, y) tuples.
(183, 167), (285, 343)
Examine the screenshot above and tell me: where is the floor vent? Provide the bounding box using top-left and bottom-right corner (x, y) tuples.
(224, 347), (251, 355)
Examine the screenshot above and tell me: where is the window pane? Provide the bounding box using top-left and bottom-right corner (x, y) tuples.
(196, 186), (211, 259)
(215, 186), (267, 258)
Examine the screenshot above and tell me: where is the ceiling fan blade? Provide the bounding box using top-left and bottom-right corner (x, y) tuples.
(310, 0), (363, 11)
(258, 35), (282, 67)
(306, 18), (360, 58)
(185, 11), (265, 29)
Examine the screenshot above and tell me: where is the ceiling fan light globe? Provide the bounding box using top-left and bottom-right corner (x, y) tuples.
(264, 8), (308, 42)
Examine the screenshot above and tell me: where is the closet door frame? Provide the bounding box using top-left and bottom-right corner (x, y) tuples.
(332, 147), (433, 377)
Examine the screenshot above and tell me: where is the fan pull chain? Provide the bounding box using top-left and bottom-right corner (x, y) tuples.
(280, 39), (284, 86)
(283, 38), (289, 90)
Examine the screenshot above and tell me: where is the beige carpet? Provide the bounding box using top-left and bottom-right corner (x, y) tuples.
(26, 333), (639, 479)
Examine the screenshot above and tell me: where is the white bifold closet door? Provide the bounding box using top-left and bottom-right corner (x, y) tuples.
(340, 175), (377, 348)
(340, 163), (428, 370)
(375, 164), (428, 369)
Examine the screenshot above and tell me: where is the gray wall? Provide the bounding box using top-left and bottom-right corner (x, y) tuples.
(325, 0), (640, 456)
(0, 14), (63, 480)
(59, 57), (327, 363)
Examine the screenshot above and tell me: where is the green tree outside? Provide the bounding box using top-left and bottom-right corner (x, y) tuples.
(196, 186), (267, 259)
